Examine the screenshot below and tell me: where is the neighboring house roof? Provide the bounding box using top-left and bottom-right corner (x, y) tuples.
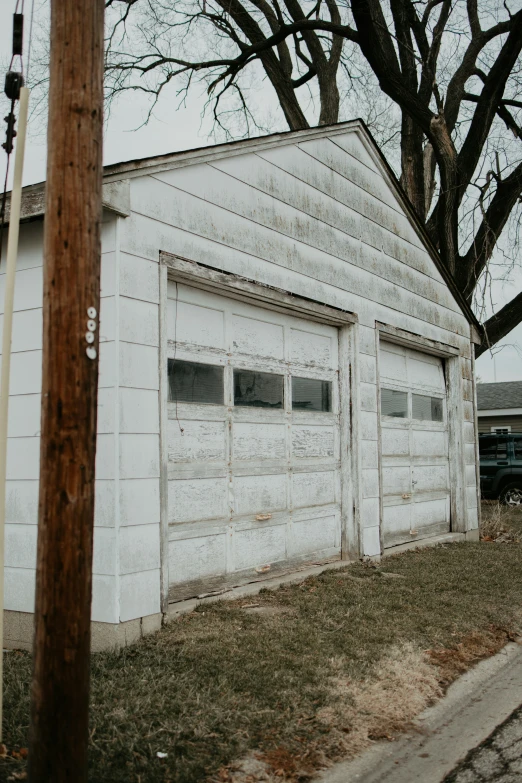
(477, 381), (522, 411)
(5, 118), (481, 335)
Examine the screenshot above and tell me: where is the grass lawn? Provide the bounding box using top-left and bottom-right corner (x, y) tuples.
(1, 506), (522, 782)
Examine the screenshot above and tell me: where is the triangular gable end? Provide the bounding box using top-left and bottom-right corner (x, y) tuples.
(103, 120), (477, 331)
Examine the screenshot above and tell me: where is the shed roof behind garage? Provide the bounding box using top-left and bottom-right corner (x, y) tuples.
(477, 381), (522, 410)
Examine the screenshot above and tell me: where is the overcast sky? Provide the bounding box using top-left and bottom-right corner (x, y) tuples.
(1, 4), (521, 384)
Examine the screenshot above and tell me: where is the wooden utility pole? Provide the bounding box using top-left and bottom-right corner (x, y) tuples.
(28, 1), (104, 781)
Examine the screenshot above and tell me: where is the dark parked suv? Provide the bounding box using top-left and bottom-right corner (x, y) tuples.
(479, 433), (522, 506)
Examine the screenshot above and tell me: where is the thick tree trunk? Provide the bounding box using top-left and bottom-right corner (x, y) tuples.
(428, 114), (459, 275)
(399, 113), (426, 218)
(264, 63), (310, 129)
(422, 142), (436, 218)
(318, 64), (340, 125)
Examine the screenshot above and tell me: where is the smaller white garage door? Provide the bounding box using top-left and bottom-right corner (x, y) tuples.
(379, 341), (450, 548)
(166, 283), (343, 600)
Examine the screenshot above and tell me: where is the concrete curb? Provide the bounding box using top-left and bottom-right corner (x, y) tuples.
(315, 641), (522, 783)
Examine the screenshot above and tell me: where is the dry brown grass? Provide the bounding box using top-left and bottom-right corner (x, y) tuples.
(427, 626), (516, 686)
(317, 642), (442, 748)
(222, 632), (516, 782)
(480, 501), (522, 542)
(218, 644), (444, 782)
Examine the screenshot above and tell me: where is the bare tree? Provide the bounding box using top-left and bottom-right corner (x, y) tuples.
(104, 0), (522, 355)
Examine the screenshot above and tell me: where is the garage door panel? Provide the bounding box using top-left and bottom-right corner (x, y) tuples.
(233, 524), (286, 571)
(413, 465), (448, 493)
(231, 314), (284, 360)
(382, 503), (412, 547)
(292, 424), (336, 459)
(382, 465), (411, 495)
(168, 477), (228, 523)
(292, 470), (336, 508)
(233, 422), (286, 461)
(411, 429), (446, 457)
(168, 419), (226, 463)
(169, 533), (227, 584)
(170, 299), (226, 351)
(381, 428), (409, 457)
(289, 513), (339, 557)
(380, 348), (407, 382)
(408, 357), (444, 389)
(411, 498), (449, 529)
(233, 473), (287, 515)
(290, 328), (336, 369)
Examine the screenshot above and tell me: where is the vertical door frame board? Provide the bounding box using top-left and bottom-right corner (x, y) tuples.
(339, 322), (360, 560)
(374, 326), (385, 555)
(470, 344), (482, 528)
(447, 355), (468, 533)
(158, 259), (170, 613)
(375, 322), (468, 540)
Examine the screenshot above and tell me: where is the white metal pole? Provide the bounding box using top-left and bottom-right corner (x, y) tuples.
(0, 86), (30, 741)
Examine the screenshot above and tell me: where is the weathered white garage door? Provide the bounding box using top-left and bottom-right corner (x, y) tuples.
(166, 283), (342, 600)
(379, 341), (450, 548)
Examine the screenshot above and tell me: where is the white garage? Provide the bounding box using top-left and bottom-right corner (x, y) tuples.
(165, 283), (345, 599)
(3, 119), (482, 649)
(379, 341), (450, 548)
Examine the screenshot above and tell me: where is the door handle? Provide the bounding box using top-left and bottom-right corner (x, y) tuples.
(497, 461), (509, 465)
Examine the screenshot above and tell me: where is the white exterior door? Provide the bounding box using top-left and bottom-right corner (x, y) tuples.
(166, 283), (342, 599)
(379, 341), (450, 548)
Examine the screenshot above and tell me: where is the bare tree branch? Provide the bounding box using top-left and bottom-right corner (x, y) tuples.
(102, 0), (522, 350)
(477, 291), (522, 357)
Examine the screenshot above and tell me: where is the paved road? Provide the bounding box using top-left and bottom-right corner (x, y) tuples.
(444, 704), (522, 783)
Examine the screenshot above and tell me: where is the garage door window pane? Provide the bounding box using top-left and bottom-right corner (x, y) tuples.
(234, 370), (283, 408)
(381, 388), (408, 418)
(168, 359), (224, 404)
(292, 377), (332, 412)
(412, 394), (443, 422)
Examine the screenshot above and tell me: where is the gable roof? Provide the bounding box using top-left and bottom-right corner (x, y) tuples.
(8, 118), (481, 334)
(477, 381), (522, 411)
